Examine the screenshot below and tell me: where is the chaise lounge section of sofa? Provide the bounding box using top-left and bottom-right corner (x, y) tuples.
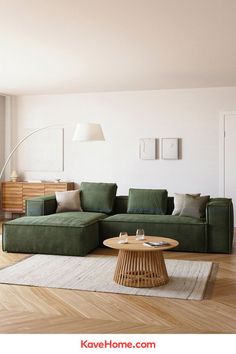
(3, 210), (107, 256)
(2, 183), (234, 255)
(2, 182), (117, 256)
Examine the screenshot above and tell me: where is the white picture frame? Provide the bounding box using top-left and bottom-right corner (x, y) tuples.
(161, 138), (179, 160)
(139, 138), (157, 160)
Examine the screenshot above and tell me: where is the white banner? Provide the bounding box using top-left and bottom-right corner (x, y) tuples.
(0, 334), (235, 354)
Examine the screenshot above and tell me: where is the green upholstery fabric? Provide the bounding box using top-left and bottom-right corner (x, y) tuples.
(80, 182), (117, 214)
(26, 195), (57, 216)
(3, 193), (234, 256)
(114, 196), (128, 214)
(102, 213), (205, 224)
(114, 196), (174, 215)
(206, 198), (234, 253)
(3, 212), (107, 256)
(7, 212), (106, 227)
(100, 214), (207, 252)
(127, 189), (168, 215)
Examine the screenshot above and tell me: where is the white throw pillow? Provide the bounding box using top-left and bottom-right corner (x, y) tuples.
(56, 190), (83, 213)
(172, 193), (200, 216)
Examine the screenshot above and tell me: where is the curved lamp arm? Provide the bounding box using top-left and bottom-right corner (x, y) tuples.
(0, 122), (105, 181)
(0, 125), (58, 181)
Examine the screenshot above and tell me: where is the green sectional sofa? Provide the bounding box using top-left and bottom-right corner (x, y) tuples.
(2, 183), (234, 256)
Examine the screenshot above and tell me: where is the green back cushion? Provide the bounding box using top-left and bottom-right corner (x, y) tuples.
(80, 182), (117, 214)
(127, 188), (168, 215)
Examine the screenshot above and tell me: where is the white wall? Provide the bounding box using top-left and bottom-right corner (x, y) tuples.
(12, 87), (236, 196)
(0, 96), (5, 215)
(0, 96), (5, 171)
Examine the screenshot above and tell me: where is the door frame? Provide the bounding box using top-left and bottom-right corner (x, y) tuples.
(219, 111), (236, 196)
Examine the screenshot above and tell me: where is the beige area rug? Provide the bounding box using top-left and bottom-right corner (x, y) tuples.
(0, 254), (217, 300)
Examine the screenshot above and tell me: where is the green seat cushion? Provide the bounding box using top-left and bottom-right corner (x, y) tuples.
(80, 182), (117, 214)
(4, 212), (107, 228)
(3, 212), (107, 256)
(101, 213), (206, 225)
(100, 214), (207, 252)
(127, 188), (168, 215)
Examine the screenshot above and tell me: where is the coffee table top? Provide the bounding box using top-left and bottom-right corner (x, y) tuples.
(103, 236), (179, 251)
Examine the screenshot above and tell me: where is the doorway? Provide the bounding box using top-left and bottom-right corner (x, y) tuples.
(220, 112), (236, 221)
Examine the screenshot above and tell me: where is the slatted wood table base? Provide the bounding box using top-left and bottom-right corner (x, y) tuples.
(114, 249), (169, 288)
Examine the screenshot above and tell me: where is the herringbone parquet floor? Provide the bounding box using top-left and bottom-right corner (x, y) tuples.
(0, 221), (235, 334)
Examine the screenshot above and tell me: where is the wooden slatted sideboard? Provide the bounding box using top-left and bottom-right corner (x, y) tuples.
(1, 181), (74, 214)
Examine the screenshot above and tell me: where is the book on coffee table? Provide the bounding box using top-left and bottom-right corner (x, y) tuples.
(143, 241), (171, 247)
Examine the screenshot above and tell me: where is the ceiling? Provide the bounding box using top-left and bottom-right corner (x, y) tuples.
(0, 0), (236, 95)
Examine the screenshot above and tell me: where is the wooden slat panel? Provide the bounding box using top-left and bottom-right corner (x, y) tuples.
(2, 182), (23, 187)
(1, 183), (23, 212)
(44, 183), (74, 195)
(23, 183), (45, 196)
(1, 182), (74, 213)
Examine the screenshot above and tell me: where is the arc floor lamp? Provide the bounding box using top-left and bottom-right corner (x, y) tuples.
(0, 122), (105, 180)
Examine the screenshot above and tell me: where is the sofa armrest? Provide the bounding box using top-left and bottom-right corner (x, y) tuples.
(26, 195), (57, 216)
(206, 198), (234, 253)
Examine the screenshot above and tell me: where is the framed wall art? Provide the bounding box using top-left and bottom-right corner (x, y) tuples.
(161, 138), (179, 160)
(139, 138), (157, 160)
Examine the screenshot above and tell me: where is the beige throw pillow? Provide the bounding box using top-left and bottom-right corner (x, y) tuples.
(180, 195), (210, 218)
(56, 190), (83, 213)
(172, 193), (200, 216)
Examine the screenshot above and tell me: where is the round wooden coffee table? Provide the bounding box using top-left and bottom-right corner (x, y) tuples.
(103, 236), (178, 288)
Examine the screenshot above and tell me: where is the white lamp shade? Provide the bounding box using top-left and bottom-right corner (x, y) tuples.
(73, 123), (105, 142)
